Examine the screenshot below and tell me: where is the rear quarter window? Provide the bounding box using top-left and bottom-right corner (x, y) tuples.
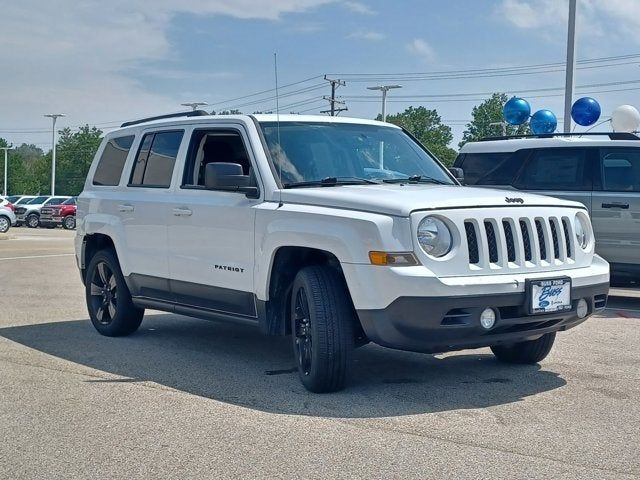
(93, 135), (135, 186)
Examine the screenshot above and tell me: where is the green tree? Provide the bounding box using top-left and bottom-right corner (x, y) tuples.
(378, 106), (457, 166)
(9, 144), (48, 194)
(55, 125), (103, 195)
(459, 93), (530, 148)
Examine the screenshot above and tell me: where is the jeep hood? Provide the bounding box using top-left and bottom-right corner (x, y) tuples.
(279, 184), (583, 216)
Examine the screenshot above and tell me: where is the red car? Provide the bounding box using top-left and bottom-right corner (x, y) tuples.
(39, 197), (77, 229)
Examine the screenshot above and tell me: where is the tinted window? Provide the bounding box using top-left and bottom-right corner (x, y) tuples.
(93, 135), (135, 186)
(516, 149), (589, 191)
(183, 129), (252, 186)
(17, 197), (34, 204)
(63, 197), (76, 205)
(601, 148), (640, 192)
(130, 131), (183, 187)
(29, 196), (49, 204)
(459, 152), (519, 185)
(46, 198), (67, 206)
(6, 195), (20, 203)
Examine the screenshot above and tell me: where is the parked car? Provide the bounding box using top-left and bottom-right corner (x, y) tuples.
(40, 196), (77, 229)
(76, 112), (609, 392)
(4, 195), (22, 204)
(12, 195), (36, 206)
(15, 196), (70, 228)
(455, 132), (640, 281)
(0, 198), (16, 233)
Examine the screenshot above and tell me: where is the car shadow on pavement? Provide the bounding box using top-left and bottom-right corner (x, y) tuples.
(0, 314), (567, 418)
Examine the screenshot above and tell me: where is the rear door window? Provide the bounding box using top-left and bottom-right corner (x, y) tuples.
(129, 131), (184, 188)
(93, 135), (135, 186)
(458, 152), (520, 185)
(515, 148), (590, 191)
(600, 148), (640, 192)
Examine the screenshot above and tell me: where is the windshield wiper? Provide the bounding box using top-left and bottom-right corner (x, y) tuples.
(382, 175), (448, 185)
(284, 176), (380, 188)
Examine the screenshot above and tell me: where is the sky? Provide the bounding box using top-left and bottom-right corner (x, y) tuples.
(2, 0), (640, 150)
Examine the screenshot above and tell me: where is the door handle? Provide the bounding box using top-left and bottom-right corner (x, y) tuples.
(118, 204), (134, 212)
(602, 202), (629, 209)
(173, 207), (193, 217)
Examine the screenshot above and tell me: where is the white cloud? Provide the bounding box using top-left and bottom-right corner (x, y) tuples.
(406, 38), (436, 63)
(347, 30), (385, 41)
(497, 0), (640, 45)
(343, 1), (375, 15)
(0, 0), (336, 145)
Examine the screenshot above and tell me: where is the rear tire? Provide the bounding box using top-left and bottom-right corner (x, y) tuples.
(85, 249), (144, 336)
(491, 332), (556, 364)
(26, 213), (39, 228)
(290, 266), (355, 393)
(0, 215), (10, 233)
(63, 215), (76, 230)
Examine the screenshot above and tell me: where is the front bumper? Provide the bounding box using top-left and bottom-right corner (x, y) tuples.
(342, 255), (610, 353)
(39, 214), (62, 226)
(357, 282), (608, 354)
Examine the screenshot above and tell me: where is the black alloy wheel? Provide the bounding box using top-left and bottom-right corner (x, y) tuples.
(293, 286), (313, 376)
(89, 260), (118, 325)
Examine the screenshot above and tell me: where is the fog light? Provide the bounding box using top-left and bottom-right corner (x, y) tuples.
(480, 308), (496, 329)
(577, 298), (588, 319)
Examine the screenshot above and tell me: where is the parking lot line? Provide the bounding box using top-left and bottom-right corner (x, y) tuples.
(0, 253), (75, 261)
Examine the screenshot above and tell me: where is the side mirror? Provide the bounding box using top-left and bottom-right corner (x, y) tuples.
(449, 167), (464, 184)
(204, 162), (259, 198)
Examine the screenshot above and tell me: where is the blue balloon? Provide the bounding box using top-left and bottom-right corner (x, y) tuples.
(571, 97), (601, 126)
(503, 97), (531, 125)
(530, 110), (557, 134)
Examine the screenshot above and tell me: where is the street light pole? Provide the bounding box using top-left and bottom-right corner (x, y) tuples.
(181, 102), (208, 111)
(367, 85), (402, 122)
(563, 0), (577, 133)
(0, 147), (10, 196)
(44, 114), (65, 196)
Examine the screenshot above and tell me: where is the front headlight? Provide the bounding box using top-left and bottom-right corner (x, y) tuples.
(574, 214), (589, 250)
(417, 216), (452, 257)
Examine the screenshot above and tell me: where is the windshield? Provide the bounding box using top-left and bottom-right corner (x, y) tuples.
(6, 195), (20, 203)
(28, 196), (49, 204)
(259, 122), (453, 186)
(63, 197), (76, 205)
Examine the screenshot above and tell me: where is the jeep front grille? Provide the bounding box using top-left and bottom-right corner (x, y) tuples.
(464, 215), (575, 268)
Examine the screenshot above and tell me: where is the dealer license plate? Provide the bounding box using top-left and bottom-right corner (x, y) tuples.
(528, 278), (572, 314)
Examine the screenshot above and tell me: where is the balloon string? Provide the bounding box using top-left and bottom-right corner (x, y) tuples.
(580, 118), (611, 135)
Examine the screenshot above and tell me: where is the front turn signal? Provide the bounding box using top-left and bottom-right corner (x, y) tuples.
(368, 251), (418, 266)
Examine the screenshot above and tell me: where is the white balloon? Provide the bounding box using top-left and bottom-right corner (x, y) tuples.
(611, 105), (640, 133)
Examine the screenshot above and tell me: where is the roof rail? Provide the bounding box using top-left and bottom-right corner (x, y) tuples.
(479, 132), (640, 142)
(120, 110), (210, 128)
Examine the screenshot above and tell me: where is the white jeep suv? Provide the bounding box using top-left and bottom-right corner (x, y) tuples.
(76, 112), (609, 392)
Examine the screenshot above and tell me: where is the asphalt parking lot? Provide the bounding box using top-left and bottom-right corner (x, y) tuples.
(1, 228), (639, 479)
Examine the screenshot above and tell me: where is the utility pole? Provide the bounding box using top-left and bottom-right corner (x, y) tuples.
(0, 147), (11, 196)
(44, 114), (65, 196)
(563, 0), (577, 133)
(181, 102), (208, 111)
(321, 76), (347, 116)
(367, 85), (402, 122)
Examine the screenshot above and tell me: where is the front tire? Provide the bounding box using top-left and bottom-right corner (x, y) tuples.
(0, 215), (10, 233)
(26, 213), (39, 228)
(491, 332), (556, 364)
(62, 215), (76, 230)
(290, 266), (355, 393)
(86, 249), (144, 336)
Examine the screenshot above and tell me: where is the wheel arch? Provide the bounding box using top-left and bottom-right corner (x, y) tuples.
(80, 233), (119, 284)
(258, 245), (362, 338)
